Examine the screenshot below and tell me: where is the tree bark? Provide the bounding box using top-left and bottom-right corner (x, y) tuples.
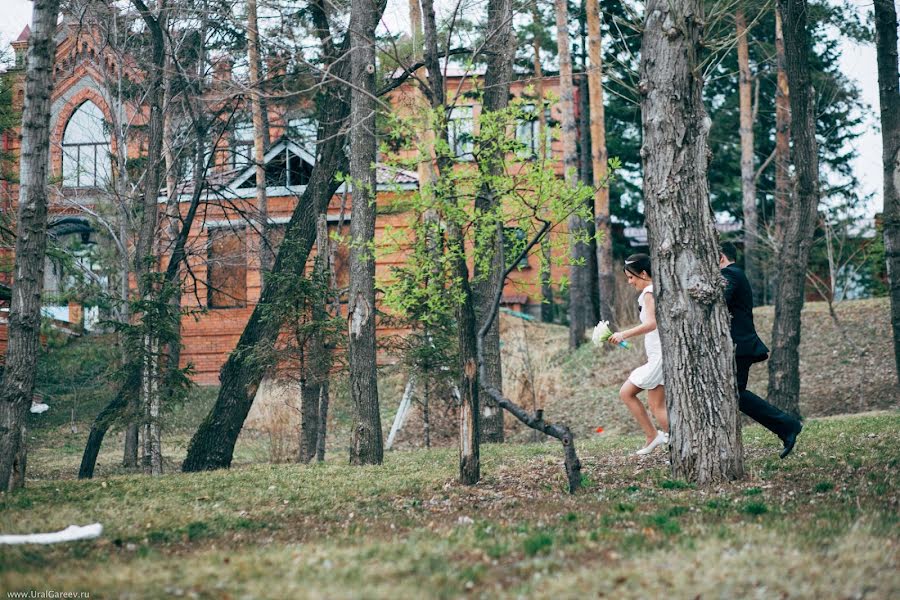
(452, 223), (481, 485)
(767, 0), (821, 419)
(874, 0), (900, 384)
(773, 9), (791, 250)
(299, 380), (320, 463)
(640, 0), (744, 484)
(0, 0), (62, 492)
(473, 0), (514, 444)
(736, 9), (762, 306)
(554, 0), (586, 348)
(300, 215), (333, 463)
(128, 0), (167, 473)
(531, 10), (555, 323)
(419, 0), (479, 483)
(586, 0), (615, 326)
(578, 72), (600, 326)
(316, 381), (330, 462)
(247, 0), (272, 277)
(347, 0), (383, 465)
(182, 68), (353, 472)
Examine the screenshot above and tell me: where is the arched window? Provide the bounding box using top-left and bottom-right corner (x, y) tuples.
(62, 101), (111, 188)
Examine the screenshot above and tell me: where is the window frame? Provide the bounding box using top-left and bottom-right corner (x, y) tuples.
(206, 226), (248, 309)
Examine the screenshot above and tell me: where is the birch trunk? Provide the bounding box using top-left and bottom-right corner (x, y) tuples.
(347, 0), (383, 465)
(586, 0), (615, 326)
(767, 0), (821, 419)
(736, 10), (762, 306)
(640, 0), (744, 484)
(0, 0), (62, 492)
(874, 0), (900, 384)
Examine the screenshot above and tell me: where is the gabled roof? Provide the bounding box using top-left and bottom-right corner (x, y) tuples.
(227, 135), (317, 192)
(227, 135), (418, 194)
(14, 25), (30, 44)
(160, 134), (418, 203)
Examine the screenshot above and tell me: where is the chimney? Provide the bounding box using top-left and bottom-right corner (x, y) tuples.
(211, 54), (233, 84)
(11, 25), (30, 70)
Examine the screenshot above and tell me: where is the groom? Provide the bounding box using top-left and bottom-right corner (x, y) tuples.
(720, 242), (803, 458)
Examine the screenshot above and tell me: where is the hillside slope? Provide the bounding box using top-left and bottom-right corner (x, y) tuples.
(494, 297), (898, 442)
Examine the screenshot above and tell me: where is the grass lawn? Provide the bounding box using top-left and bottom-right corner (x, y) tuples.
(2, 412), (898, 599)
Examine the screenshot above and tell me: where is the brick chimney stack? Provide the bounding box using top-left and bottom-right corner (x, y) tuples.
(11, 25), (30, 70)
(211, 53), (234, 84)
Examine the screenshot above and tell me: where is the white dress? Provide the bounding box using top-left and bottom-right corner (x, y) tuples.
(628, 285), (664, 389)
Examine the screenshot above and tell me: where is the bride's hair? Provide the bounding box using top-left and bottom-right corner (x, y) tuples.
(624, 253), (652, 279)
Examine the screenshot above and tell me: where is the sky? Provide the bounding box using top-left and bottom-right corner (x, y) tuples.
(0, 0), (886, 216)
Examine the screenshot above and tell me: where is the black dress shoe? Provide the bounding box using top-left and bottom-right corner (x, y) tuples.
(780, 422), (803, 459)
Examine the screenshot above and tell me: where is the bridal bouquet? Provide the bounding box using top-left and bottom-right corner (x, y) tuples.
(591, 320), (629, 348)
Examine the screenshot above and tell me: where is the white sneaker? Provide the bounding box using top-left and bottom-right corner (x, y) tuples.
(635, 430), (668, 455)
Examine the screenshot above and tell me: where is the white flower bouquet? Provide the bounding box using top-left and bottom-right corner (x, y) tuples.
(591, 320), (630, 348)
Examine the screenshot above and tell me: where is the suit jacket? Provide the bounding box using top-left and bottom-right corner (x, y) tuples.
(721, 264), (769, 360)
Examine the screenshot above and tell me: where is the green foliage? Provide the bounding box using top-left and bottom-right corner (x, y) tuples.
(741, 501), (769, 515)
(660, 479), (692, 490)
(523, 531), (554, 556)
(379, 91), (608, 374)
(112, 272), (193, 405)
(814, 481), (834, 493)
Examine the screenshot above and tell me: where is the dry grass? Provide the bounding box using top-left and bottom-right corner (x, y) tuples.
(2, 413), (898, 599)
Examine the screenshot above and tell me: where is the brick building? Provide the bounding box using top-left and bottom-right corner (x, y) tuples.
(1, 17), (577, 386)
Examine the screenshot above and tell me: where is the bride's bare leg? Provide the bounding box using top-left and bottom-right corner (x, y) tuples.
(620, 381), (656, 443)
(647, 385), (667, 433)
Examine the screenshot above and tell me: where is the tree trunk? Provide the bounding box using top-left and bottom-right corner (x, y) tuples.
(128, 0), (167, 473)
(420, 0), (478, 483)
(0, 0), (62, 492)
(586, 0), (615, 327)
(556, 0), (586, 348)
(578, 73), (600, 326)
(532, 11), (555, 323)
(473, 0), (514, 444)
(773, 9), (791, 250)
(316, 381), (329, 462)
(247, 0), (272, 277)
(300, 215), (333, 463)
(79, 368), (138, 479)
(767, 0), (821, 420)
(640, 0), (744, 484)
(182, 58), (354, 472)
(736, 9), (762, 306)
(451, 221), (481, 485)
(347, 0), (383, 465)
(874, 0), (900, 384)
(299, 380), (320, 463)
(141, 335), (161, 475)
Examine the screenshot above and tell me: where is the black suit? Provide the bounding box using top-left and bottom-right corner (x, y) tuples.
(722, 264), (801, 440)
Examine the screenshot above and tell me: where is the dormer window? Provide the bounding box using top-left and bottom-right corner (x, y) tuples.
(61, 101), (111, 189)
